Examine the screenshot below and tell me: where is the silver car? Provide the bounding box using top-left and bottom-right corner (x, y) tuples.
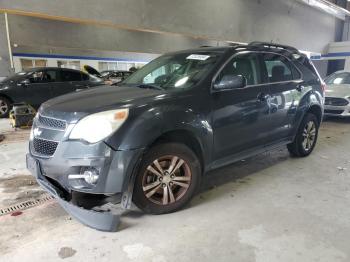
(324, 71), (350, 117)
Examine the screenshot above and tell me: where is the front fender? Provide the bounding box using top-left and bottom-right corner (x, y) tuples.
(106, 104), (164, 150)
(107, 101), (213, 163)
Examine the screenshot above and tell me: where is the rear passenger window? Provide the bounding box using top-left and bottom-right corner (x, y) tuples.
(216, 53), (261, 86)
(61, 70), (82, 82)
(262, 54), (301, 83)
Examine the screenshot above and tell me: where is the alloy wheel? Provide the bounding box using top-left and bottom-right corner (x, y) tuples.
(302, 120), (316, 151)
(0, 99), (8, 116)
(142, 155), (192, 205)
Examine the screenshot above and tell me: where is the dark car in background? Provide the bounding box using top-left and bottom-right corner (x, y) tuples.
(27, 42), (324, 231)
(101, 70), (133, 84)
(0, 67), (104, 117)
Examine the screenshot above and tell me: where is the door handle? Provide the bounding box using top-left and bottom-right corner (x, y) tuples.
(257, 93), (270, 102)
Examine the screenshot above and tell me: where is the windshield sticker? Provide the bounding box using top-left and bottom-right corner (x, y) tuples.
(186, 54), (210, 61)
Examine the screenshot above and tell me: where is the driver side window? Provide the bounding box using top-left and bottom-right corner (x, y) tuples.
(29, 71), (57, 83)
(216, 53), (260, 86)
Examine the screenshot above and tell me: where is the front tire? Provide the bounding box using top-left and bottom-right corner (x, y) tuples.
(0, 97), (11, 118)
(133, 143), (201, 215)
(287, 113), (319, 157)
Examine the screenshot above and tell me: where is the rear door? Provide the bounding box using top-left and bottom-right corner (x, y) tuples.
(51, 69), (84, 97)
(260, 52), (302, 142)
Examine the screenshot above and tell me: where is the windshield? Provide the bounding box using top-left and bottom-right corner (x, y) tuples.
(122, 51), (223, 90)
(101, 71), (111, 77)
(325, 72), (350, 85)
(89, 74), (104, 82)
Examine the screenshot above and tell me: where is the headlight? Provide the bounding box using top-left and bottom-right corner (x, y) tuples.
(69, 109), (129, 143)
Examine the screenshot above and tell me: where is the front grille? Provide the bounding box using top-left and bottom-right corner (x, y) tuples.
(32, 138), (58, 156)
(325, 97), (349, 106)
(324, 109), (344, 115)
(37, 115), (66, 130)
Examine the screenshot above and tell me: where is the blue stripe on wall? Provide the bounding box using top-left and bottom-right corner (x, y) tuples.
(321, 52), (350, 58)
(12, 52), (151, 63)
(311, 52), (350, 60)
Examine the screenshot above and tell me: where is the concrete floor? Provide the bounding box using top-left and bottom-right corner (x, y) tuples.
(0, 118), (350, 262)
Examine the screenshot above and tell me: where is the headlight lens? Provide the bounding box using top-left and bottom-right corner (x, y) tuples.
(69, 109), (129, 143)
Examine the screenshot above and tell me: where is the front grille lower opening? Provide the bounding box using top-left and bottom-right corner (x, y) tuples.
(324, 109), (344, 115)
(325, 98), (349, 106)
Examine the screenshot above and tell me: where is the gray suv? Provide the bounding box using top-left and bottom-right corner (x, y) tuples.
(26, 42), (324, 231)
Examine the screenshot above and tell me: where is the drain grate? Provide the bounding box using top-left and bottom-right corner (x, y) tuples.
(0, 194), (55, 216)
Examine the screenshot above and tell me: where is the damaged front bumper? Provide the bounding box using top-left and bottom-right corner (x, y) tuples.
(26, 154), (121, 232)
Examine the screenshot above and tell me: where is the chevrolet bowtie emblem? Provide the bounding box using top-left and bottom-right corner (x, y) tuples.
(33, 128), (42, 137)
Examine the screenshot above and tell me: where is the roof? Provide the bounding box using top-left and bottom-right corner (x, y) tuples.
(23, 67), (84, 73)
(167, 42), (305, 60)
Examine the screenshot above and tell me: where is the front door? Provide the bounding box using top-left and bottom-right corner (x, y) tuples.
(211, 52), (272, 161)
(24, 70), (57, 107)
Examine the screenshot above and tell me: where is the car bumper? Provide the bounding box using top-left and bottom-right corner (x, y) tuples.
(26, 154), (121, 231)
(324, 104), (350, 117)
(26, 141), (143, 231)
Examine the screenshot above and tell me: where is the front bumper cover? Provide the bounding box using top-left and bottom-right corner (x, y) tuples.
(26, 153), (120, 231)
(324, 103), (350, 117)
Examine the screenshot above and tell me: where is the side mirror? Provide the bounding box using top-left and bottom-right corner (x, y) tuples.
(214, 75), (247, 90)
(18, 79), (30, 86)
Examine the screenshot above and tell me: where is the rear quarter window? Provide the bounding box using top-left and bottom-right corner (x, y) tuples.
(296, 58), (320, 83)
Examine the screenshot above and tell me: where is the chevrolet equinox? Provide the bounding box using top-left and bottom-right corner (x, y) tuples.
(27, 42), (324, 231)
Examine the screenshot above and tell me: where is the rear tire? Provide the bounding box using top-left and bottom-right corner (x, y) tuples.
(133, 143), (201, 215)
(287, 113), (319, 157)
(0, 97), (11, 118)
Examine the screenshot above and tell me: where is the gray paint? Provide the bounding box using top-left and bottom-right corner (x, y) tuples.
(0, 0), (343, 76)
(0, 0), (342, 52)
(0, 13), (12, 77)
(8, 15), (217, 56)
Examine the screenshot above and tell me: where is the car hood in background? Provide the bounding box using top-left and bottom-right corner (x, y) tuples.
(83, 65), (103, 78)
(40, 85), (165, 121)
(325, 84), (350, 98)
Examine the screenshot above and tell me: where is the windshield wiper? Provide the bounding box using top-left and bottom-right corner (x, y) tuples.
(137, 84), (164, 91)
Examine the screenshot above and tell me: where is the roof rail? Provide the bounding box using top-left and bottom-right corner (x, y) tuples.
(248, 41), (300, 54)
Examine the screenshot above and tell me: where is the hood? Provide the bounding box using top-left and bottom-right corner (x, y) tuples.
(325, 84), (350, 98)
(40, 85), (164, 121)
(83, 65), (103, 78)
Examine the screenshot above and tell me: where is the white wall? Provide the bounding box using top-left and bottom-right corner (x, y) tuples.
(12, 56), (149, 73)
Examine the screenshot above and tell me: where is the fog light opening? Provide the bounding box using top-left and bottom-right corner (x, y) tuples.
(68, 167), (100, 186)
(83, 169), (99, 185)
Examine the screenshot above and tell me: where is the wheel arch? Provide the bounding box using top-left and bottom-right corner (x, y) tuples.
(121, 128), (206, 210)
(147, 129), (205, 173)
(0, 93), (13, 103)
(307, 103), (323, 125)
